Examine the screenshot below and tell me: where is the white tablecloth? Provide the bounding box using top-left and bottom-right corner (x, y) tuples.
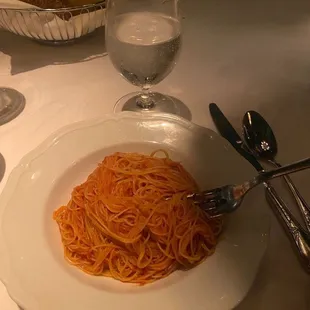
(0, 0), (310, 309)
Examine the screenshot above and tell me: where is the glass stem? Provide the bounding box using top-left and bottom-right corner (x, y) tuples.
(136, 87), (155, 110)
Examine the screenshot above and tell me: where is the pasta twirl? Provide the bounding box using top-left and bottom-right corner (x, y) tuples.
(53, 150), (222, 285)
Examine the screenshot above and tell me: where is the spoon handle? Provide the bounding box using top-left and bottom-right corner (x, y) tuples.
(265, 184), (310, 272)
(270, 160), (310, 232)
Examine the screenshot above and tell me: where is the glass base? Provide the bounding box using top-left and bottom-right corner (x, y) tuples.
(0, 88), (26, 125)
(114, 91), (180, 115)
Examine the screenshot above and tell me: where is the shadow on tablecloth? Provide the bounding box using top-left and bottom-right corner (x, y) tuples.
(0, 27), (107, 75)
(0, 153), (5, 183)
(187, 0), (310, 28)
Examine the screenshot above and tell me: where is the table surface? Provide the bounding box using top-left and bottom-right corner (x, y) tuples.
(1, 0), (310, 309)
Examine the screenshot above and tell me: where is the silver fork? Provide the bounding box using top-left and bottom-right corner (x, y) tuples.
(189, 157), (310, 217)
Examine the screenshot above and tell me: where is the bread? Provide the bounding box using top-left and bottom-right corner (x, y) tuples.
(67, 0), (99, 6)
(20, 0), (104, 21)
(21, 0), (70, 9)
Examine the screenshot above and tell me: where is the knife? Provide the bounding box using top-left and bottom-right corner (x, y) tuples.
(209, 102), (310, 273)
(209, 103), (262, 171)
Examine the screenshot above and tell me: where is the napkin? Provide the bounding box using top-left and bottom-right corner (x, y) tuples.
(0, 0), (106, 41)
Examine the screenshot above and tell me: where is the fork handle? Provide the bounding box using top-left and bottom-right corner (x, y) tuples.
(256, 157), (310, 184)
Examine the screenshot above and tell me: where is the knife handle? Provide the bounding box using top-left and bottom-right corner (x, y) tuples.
(235, 146), (264, 172)
(230, 135), (310, 271)
(270, 160), (310, 232)
(265, 184), (310, 272)
(244, 152), (310, 271)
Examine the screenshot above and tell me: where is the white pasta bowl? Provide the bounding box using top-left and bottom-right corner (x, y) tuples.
(0, 112), (269, 310)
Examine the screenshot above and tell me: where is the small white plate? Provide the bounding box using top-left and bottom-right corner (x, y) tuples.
(0, 112), (269, 310)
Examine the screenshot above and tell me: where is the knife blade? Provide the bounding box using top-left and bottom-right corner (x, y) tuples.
(209, 103), (262, 171)
(209, 102), (310, 273)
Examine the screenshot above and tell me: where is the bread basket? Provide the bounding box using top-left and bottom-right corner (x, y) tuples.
(0, 0), (106, 45)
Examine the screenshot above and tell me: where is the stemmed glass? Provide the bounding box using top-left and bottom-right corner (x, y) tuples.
(106, 0), (182, 114)
(0, 88), (25, 125)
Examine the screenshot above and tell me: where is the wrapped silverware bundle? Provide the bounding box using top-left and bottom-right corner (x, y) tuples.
(0, 0), (106, 44)
(209, 103), (310, 273)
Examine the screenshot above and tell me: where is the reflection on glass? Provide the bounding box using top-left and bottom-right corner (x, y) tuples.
(106, 0), (182, 114)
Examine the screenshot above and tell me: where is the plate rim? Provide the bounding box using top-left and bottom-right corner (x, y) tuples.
(0, 111), (269, 310)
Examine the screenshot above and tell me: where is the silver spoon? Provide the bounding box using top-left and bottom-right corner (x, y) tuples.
(242, 110), (310, 231)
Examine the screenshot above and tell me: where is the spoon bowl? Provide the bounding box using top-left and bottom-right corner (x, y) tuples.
(242, 110), (277, 160)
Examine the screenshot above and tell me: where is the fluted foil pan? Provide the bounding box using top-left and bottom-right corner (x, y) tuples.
(0, 0), (106, 44)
